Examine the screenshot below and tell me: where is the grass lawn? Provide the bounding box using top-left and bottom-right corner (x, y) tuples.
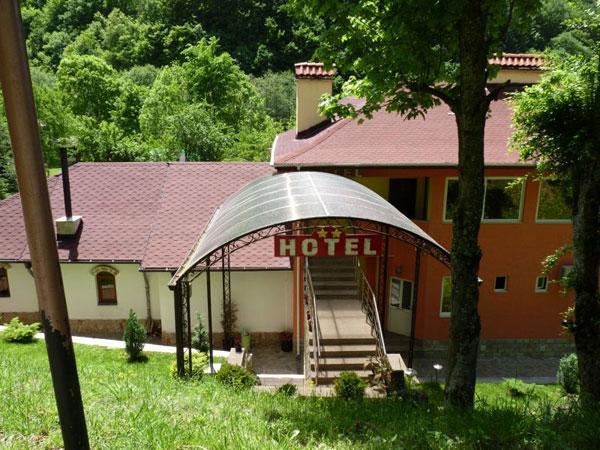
(0, 340), (598, 449)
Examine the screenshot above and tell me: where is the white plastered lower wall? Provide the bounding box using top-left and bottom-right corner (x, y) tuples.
(0, 263), (159, 321)
(156, 270), (294, 335)
(1, 263), (293, 336)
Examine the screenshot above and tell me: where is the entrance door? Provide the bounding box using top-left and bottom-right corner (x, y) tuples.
(387, 277), (414, 336)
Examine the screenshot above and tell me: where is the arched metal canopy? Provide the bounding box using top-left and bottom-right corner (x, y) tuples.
(169, 171), (449, 287)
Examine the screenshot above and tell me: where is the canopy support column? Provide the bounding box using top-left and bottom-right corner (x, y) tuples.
(174, 281), (185, 377)
(206, 266), (215, 373)
(408, 248), (422, 368)
(184, 279), (192, 374)
(221, 246), (232, 349)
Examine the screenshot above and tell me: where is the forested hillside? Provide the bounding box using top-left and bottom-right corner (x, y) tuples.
(0, 0), (595, 198)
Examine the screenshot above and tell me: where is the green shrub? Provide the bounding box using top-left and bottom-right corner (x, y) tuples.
(334, 371), (367, 400)
(557, 353), (579, 394)
(216, 363), (258, 389)
(502, 378), (535, 398)
(123, 309), (146, 362)
(170, 352), (209, 380)
(276, 383), (297, 396)
(192, 313), (209, 352)
(1, 317), (40, 343)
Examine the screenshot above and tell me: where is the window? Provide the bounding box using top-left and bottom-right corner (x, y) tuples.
(389, 178), (429, 220)
(483, 178), (524, 221)
(444, 177), (525, 222)
(443, 178), (459, 221)
(440, 276), (452, 317)
(0, 267), (10, 297)
(536, 180), (571, 222)
(96, 272), (117, 304)
(389, 278), (413, 310)
(535, 276), (548, 293)
(494, 276), (508, 292)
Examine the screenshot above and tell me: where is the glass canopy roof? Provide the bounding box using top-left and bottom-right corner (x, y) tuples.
(169, 171), (449, 286)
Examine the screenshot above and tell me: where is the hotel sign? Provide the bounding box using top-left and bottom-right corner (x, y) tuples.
(274, 228), (383, 257)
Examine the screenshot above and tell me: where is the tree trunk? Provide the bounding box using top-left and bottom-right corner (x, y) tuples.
(572, 153), (600, 404)
(444, 0), (489, 408)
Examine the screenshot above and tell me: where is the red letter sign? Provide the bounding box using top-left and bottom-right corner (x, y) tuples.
(275, 228), (382, 257)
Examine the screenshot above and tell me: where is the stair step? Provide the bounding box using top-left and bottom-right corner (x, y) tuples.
(315, 288), (358, 295)
(311, 344), (377, 358)
(311, 336), (376, 345)
(313, 280), (358, 287)
(316, 294), (359, 301)
(311, 369), (372, 385)
(311, 356), (370, 371)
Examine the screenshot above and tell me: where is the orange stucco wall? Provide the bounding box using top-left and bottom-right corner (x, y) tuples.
(358, 167), (573, 341)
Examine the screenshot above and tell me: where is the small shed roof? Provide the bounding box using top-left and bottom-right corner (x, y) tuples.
(169, 171), (449, 286)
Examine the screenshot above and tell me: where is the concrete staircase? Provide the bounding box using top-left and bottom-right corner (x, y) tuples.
(307, 257), (377, 385)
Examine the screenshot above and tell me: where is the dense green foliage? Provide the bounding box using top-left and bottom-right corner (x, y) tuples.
(558, 353), (580, 394)
(215, 362), (258, 389)
(123, 309), (146, 362)
(191, 313), (209, 353)
(0, 0), (594, 200)
(334, 371), (368, 400)
(169, 351), (209, 380)
(3, 341), (600, 448)
(0, 0), (317, 198)
(511, 17), (600, 401)
(277, 383), (298, 396)
(0, 317), (40, 343)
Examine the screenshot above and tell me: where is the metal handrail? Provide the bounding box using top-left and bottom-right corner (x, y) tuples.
(354, 257), (391, 370)
(304, 257), (321, 384)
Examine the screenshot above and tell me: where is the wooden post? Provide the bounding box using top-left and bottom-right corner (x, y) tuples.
(0, 1), (89, 448)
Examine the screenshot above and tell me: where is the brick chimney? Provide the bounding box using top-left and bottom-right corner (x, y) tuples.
(294, 62), (336, 135)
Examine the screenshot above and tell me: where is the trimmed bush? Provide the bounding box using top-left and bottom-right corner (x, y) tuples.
(192, 313), (210, 352)
(503, 378), (535, 398)
(557, 353), (579, 395)
(1, 317), (40, 343)
(170, 352), (209, 380)
(277, 383), (297, 396)
(123, 309), (146, 362)
(334, 371), (367, 400)
(216, 363), (258, 389)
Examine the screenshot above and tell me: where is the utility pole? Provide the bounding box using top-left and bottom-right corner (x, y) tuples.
(0, 1), (90, 449)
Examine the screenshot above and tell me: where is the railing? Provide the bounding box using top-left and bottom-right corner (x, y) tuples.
(303, 257), (321, 385)
(354, 257), (391, 371)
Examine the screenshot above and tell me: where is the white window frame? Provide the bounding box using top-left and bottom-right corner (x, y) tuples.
(389, 277), (413, 311)
(440, 276), (452, 318)
(535, 275), (548, 293)
(443, 176), (526, 224)
(535, 181), (572, 224)
(494, 275), (508, 293)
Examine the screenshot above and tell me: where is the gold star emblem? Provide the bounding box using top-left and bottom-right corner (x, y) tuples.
(331, 229), (342, 238)
(317, 228), (328, 238)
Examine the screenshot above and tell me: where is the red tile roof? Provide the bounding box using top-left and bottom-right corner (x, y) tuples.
(295, 62), (336, 79)
(0, 162), (289, 271)
(489, 53), (544, 69)
(273, 99), (528, 167)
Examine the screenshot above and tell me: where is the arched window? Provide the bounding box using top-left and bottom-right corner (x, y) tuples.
(96, 271), (117, 305)
(0, 267), (10, 297)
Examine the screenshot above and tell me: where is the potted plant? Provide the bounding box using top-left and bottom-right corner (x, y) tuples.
(280, 330), (293, 352)
(234, 336), (242, 353)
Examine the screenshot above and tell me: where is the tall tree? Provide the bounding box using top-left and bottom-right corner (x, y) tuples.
(512, 50), (600, 401)
(303, 0), (538, 407)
